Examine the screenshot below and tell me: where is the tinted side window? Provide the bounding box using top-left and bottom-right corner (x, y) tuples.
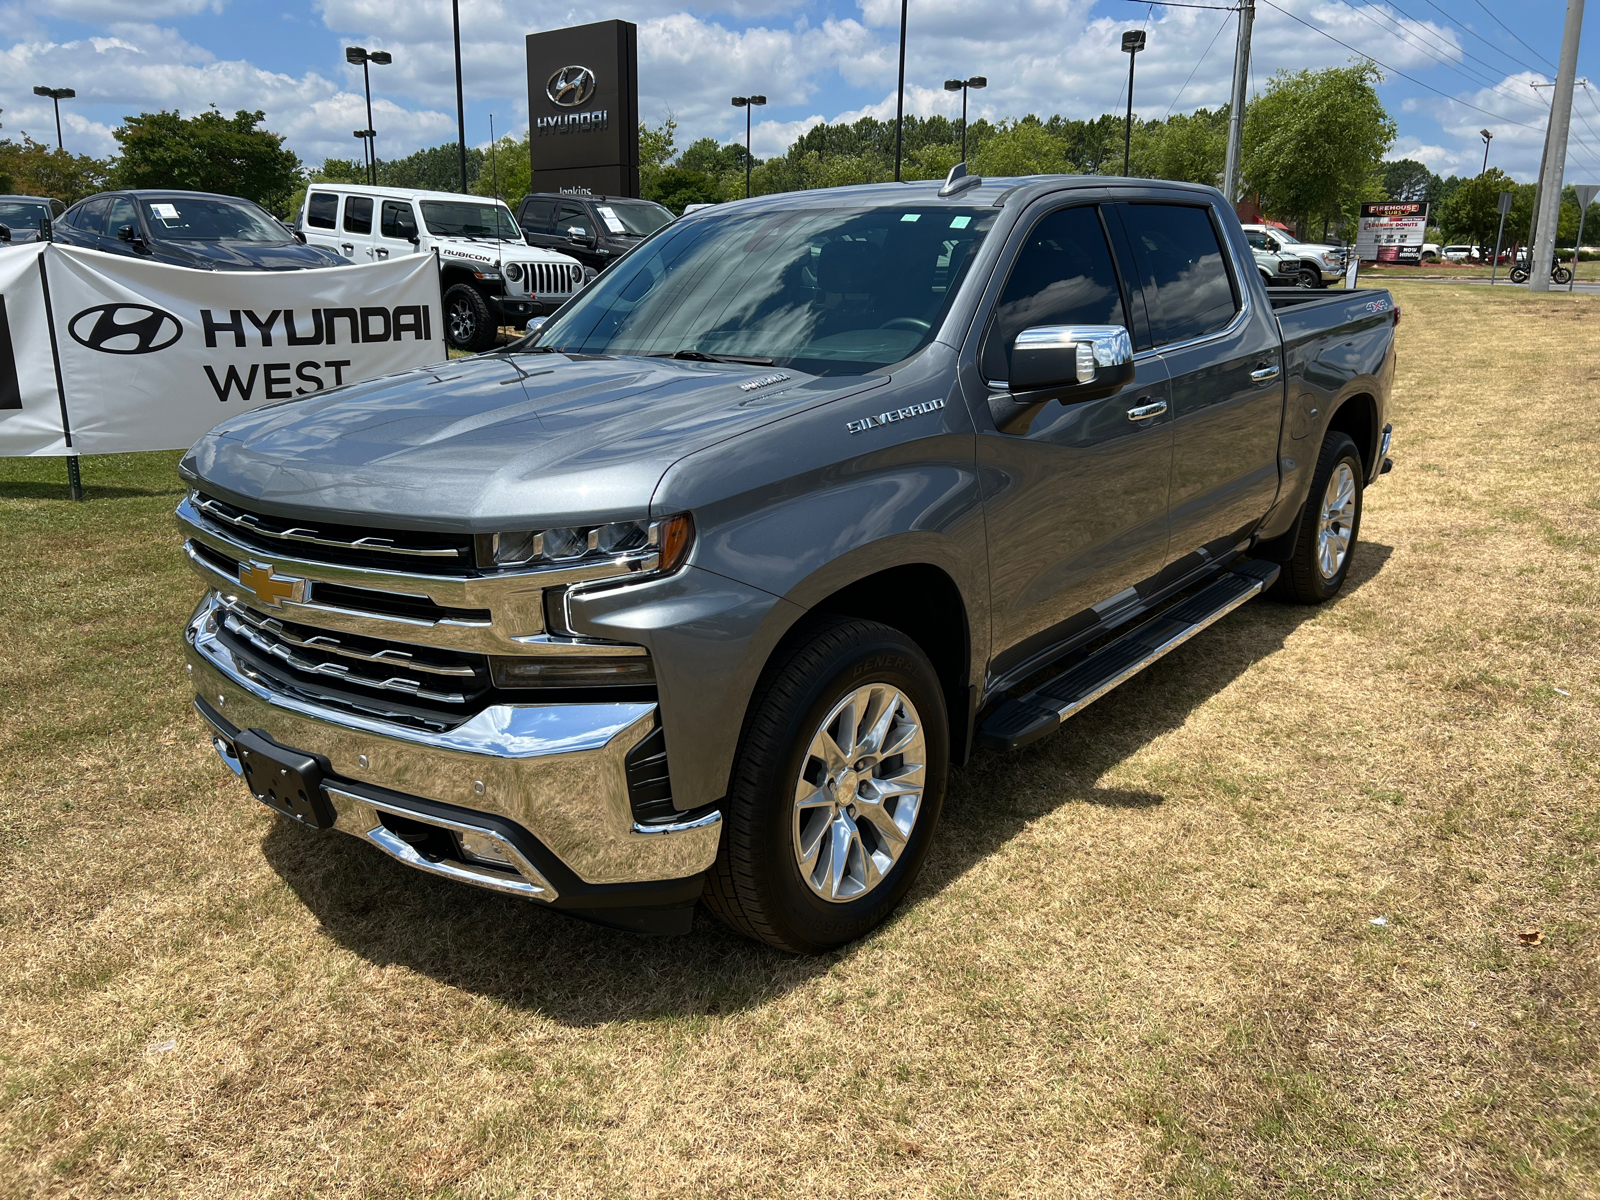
(77, 197), (112, 236)
(307, 192), (338, 229)
(980, 205), (1126, 382)
(1244, 229), (1267, 250)
(557, 202), (589, 234)
(343, 195), (373, 235)
(1118, 204), (1238, 346)
(106, 196), (138, 236)
(380, 200), (416, 239)
(520, 199), (556, 233)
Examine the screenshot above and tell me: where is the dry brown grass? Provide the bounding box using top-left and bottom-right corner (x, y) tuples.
(2, 280), (1598, 1198)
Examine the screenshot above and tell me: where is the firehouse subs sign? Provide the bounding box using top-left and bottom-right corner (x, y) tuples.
(0, 243), (445, 456)
(1355, 201), (1431, 265)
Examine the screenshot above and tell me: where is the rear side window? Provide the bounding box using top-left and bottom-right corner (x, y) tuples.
(343, 195), (373, 235)
(980, 205), (1127, 383)
(519, 199), (556, 233)
(1117, 204), (1238, 346)
(76, 196), (112, 236)
(306, 192), (338, 229)
(380, 200), (416, 239)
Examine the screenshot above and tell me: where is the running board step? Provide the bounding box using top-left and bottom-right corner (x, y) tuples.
(978, 559), (1280, 751)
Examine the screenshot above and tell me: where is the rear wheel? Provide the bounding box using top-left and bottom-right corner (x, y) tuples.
(444, 283), (497, 352)
(1273, 431), (1364, 604)
(704, 617), (948, 954)
(1510, 265), (1530, 284)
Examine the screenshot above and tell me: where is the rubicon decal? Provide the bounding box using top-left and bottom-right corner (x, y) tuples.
(846, 398), (945, 435)
(68, 304), (183, 355)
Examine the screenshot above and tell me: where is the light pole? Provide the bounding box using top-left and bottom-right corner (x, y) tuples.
(1480, 129), (1494, 175)
(452, 0), (467, 192)
(731, 95), (766, 198)
(1121, 31), (1145, 177)
(894, 0), (908, 181)
(345, 46), (392, 185)
(32, 86), (75, 151)
(943, 76), (986, 164)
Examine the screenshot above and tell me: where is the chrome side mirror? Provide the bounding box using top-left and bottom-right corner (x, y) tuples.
(992, 325), (1136, 435)
(524, 316), (547, 337)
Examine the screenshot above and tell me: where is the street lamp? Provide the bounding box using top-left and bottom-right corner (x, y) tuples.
(1480, 128), (1494, 175)
(731, 95), (767, 198)
(345, 46), (393, 186)
(943, 76), (987, 164)
(1121, 30), (1145, 177)
(451, 0), (467, 192)
(32, 86), (75, 151)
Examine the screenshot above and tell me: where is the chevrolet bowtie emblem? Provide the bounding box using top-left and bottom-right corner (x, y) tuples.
(239, 562), (303, 608)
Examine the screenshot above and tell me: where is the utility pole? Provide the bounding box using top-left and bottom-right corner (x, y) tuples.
(1531, 0), (1585, 292)
(452, 0), (468, 192)
(1221, 0), (1254, 203)
(894, 0), (908, 182)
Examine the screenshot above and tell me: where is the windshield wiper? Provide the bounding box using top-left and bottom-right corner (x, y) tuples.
(655, 350), (776, 366)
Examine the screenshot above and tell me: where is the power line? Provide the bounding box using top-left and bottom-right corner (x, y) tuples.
(1469, 0), (1557, 71)
(1379, 0), (1559, 105)
(1413, 0), (1547, 77)
(1167, 8), (1235, 115)
(1117, 0), (1237, 10)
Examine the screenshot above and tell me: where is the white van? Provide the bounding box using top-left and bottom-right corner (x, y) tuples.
(297, 184), (588, 351)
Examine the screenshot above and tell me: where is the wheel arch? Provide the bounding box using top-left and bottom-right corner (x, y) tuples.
(1326, 391), (1378, 478)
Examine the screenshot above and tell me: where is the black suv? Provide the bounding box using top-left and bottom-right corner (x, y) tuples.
(514, 193), (673, 270)
(54, 190), (345, 270)
(0, 195), (63, 245)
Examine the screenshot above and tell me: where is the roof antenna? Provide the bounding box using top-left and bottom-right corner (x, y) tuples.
(939, 161), (982, 197)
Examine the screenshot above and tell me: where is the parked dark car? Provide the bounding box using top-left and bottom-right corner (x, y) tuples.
(0, 195), (63, 245)
(53, 190), (346, 270)
(514, 193), (674, 270)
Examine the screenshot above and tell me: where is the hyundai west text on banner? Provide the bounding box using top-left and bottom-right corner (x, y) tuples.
(0, 244), (447, 457)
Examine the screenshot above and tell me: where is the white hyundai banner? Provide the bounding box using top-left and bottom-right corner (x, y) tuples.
(0, 244), (446, 456)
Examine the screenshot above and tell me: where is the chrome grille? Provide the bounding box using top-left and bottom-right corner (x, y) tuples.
(194, 492), (473, 575)
(529, 261), (581, 298)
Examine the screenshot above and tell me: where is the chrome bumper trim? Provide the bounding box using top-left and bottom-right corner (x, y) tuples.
(187, 592), (721, 885)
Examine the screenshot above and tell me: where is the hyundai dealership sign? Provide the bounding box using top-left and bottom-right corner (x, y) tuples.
(525, 21), (640, 198)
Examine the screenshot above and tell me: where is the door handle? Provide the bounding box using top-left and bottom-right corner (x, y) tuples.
(340, 243), (354, 256)
(1251, 364), (1281, 383)
(375, 247), (388, 259)
(1127, 400), (1167, 421)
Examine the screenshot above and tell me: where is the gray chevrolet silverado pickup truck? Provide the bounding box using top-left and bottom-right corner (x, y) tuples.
(179, 169), (1396, 953)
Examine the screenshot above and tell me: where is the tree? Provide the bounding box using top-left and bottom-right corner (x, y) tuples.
(639, 116), (677, 198)
(0, 136), (109, 205)
(471, 133), (530, 202)
(1381, 158), (1441, 204)
(649, 167), (722, 212)
(1131, 107), (1228, 185)
(111, 108), (301, 213)
(1242, 63), (1396, 237)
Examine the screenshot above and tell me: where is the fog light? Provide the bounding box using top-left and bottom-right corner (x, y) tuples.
(490, 654), (655, 687)
(457, 829), (516, 868)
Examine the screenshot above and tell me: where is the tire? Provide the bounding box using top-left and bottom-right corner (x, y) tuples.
(703, 617), (949, 954)
(1510, 266), (1530, 284)
(1296, 265), (1321, 289)
(1554, 265), (1574, 285)
(444, 283), (497, 352)
(1273, 431), (1364, 605)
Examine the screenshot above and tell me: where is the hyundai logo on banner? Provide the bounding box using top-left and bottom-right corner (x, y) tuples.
(68, 303), (184, 355)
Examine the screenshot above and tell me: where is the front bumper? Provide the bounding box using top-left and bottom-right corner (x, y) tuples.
(185, 593), (721, 906)
(491, 294), (565, 320)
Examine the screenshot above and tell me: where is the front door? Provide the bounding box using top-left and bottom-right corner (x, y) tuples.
(1110, 201), (1283, 567)
(974, 201), (1175, 678)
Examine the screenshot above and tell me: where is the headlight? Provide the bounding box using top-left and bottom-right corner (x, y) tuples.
(504, 262), (524, 283)
(1322, 252), (1339, 265)
(482, 513), (694, 573)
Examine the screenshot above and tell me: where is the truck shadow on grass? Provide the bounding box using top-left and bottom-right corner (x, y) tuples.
(263, 544), (1392, 1025)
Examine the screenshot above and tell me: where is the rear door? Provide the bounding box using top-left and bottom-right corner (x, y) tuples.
(301, 189), (342, 255)
(973, 199), (1175, 677)
(1109, 199), (1283, 569)
(340, 193), (376, 261)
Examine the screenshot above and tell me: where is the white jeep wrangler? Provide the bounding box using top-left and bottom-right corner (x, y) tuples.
(297, 184), (589, 351)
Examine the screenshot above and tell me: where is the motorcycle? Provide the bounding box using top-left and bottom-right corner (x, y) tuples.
(1509, 255), (1574, 285)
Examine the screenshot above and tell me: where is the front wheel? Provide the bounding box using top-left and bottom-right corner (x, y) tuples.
(444, 283), (497, 352)
(1296, 265), (1322, 289)
(1273, 431), (1364, 605)
(1554, 265), (1574, 284)
(703, 617), (948, 953)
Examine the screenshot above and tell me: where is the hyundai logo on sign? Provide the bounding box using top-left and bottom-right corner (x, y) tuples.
(68, 304), (184, 355)
(546, 65), (597, 107)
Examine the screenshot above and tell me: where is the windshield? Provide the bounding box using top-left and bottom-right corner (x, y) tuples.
(141, 197), (290, 243)
(1270, 228), (1302, 244)
(420, 200), (522, 239)
(0, 200), (52, 228)
(598, 200), (673, 237)
(533, 205), (996, 376)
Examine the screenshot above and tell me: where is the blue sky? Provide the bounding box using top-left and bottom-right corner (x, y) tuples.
(3, 0), (1597, 184)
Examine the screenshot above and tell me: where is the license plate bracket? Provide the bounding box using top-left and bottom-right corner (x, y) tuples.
(233, 728), (336, 830)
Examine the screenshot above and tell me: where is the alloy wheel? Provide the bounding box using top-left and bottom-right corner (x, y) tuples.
(1317, 462), (1357, 579)
(449, 299), (476, 344)
(792, 683), (926, 903)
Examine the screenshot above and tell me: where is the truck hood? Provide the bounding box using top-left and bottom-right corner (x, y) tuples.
(181, 351), (887, 532)
(436, 238), (572, 267)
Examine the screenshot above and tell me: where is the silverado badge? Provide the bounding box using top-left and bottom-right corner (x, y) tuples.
(239, 562), (304, 608)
